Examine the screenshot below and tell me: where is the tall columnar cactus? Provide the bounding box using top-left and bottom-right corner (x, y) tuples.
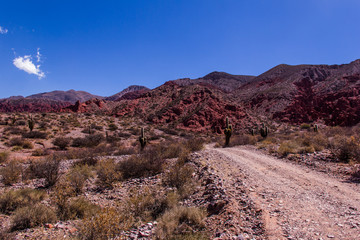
(260, 123), (268, 138)
(224, 117), (232, 146)
(139, 127), (147, 150)
(250, 129), (255, 136)
(313, 124), (318, 132)
(28, 115), (34, 132)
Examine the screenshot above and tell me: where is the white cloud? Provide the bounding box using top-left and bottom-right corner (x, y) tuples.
(36, 48), (41, 62)
(0, 26), (8, 34)
(13, 54), (45, 79)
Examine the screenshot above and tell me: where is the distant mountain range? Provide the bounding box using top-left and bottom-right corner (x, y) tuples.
(1, 59), (360, 130)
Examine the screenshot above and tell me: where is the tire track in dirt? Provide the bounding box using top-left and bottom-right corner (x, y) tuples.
(208, 145), (360, 239)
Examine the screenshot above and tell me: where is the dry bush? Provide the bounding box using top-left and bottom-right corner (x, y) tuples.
(79, 207), (133, 240)
(277, 141), (300, 157)
(329, 135), (360, 163)
(351, 166), (360, 181)
(163, 159), (195, 198)
(73, 156), (98, 167)
(1, 161), (21, 186)
(8, 137), (33, 149)
(31, 148), (50, 156)
(22, 131), (47, 139)
(0, 152), (9, 163)
(96, 159), (122, 188)
(0, 189), (46, 214)
(53, 180), (98, 220)
(126, 186), (168, 222)
(229, 134), (257, 146)
(114, 145), (137, 156)
(65, 165), (94, 194)
(11, 204), (57, 231)
(155, 206), (206, 240)
(184, 138), (204, 152)
(72, 134), (104, 148)
(4, 126), (25, 135)
(25, 156), (61, 187)
(117, 148), (165, 180)
(53, 137), (71, 150)
(108, 123), (118, 131)
(300, 123), (311, 129)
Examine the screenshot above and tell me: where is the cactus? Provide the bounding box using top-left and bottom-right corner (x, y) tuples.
(11, 115), (16, 125)
(313, 124), (318, 132)
(28, 115), (34, 132)
(139, 127), (147, 150)
(224, 117), (232, 146)
(250, 129), (255, 136)
(260, 123), (268, 138)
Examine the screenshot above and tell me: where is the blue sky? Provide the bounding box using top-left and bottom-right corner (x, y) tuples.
(0, 0), (359, 98)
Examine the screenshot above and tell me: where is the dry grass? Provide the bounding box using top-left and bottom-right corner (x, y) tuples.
(79, 207), (133, 240)
(11, 204), (57, 231)
(1, 161), (22, 186)
(0, 189), (46, 214)
(155, 206), (206, 240)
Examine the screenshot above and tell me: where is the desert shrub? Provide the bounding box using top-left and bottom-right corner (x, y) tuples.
(65, 198), (99, 219)
(117, 148), (165, 180)
(53, 137), (71, 150)
(0, 189), (46, 215)
(155, 206), (206, 240)
(11, 204), (57, 231)
(79, 207), (133, 240)
(184, 138), (204, 152)
(0, 152), (9, 163)
(96, 159), (122, 188)
(72, 134), (104, 148)
(25, 156), (61, 187)
(4, 126), (25, 135)
(15, 120), (26, 126)
(114, 145), (137, 156)
(163, 160), (194, 194)
(91, 123), (103, 131)
(300, 123), (311, 129)
(108, 123), (118, 131)
(127, 186), (168, 222)
(1, 161), (21, 186)
(31, 148), (50, 156)
(73, 156), (98, 167)
(311, 134), (329, 151)
(277, 141), (299, 157)
(230, 134), (257, 146)
(22, 131), (47, 139)
(53, 181), (98, 220)
(8, 137), (33, 149)
(329, 135), (359, 163)
(351, 166), (360, 181)
(66, 165), (94, 194)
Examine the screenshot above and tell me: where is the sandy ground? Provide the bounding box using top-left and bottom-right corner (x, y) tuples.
(203, 145), (360, 240)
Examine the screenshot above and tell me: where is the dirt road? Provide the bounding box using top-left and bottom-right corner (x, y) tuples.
(203, 145), (360, 239)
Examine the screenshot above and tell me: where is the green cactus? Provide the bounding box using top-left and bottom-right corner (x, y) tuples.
(224, 117), (232, 146)
(313, 124), (318, 132)
(28, 115), (34, 132)
(260, 123), (268, 138)
(250, 129), (255, 136)
(139, 127), (147, 150)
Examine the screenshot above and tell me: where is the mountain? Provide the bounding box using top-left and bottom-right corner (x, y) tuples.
(173, 71), (255, 92)
(235, 59), (360, 126)
(0, 98), (71, 113)
(105, 85), (150, 101)
(27, 89), (103, 104)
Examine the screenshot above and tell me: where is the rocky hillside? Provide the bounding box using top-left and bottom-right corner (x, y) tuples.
(0, 98), (71, 112)
(173, 71), (255, 92)
(235, 59), (360, 126)
(27, 89), (103, 103)
(105, 85), (150, 101)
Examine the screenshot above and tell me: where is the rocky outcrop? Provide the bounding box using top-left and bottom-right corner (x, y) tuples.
(0, 98), (71, 112)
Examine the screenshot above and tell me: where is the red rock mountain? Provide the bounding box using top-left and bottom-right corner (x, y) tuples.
(0, 98), (71, 113)
(173, 71), (255, 92)
(235, 59), (360, 126)
(27, 89), (103, 103)
(105, 85), (150, 101)
(2, 59), (360, 129)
